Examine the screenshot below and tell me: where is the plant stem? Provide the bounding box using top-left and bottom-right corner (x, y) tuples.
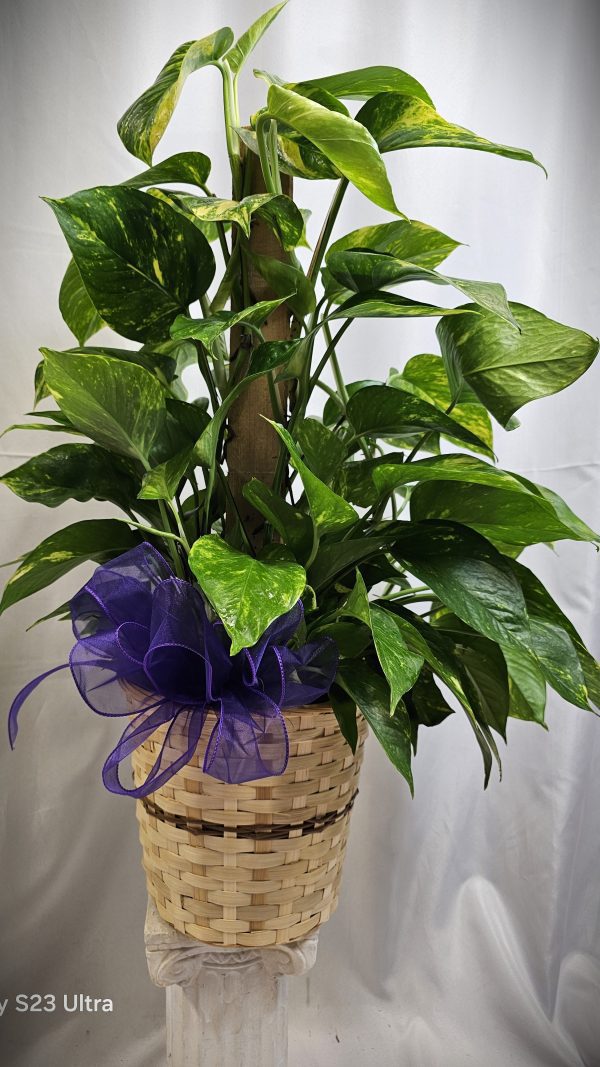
(167, 501), (191, 553)
(307, 178), (348, 283)
(308, 320), (352, 395)
(256, 116), (280, 196)
(220, 63), (242, 199)
(196, 341), (221, 413)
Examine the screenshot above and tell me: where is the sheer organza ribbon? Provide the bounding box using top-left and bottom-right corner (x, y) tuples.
(8, 543), (337, 795)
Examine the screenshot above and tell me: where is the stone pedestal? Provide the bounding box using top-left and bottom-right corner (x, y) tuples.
(144, 898), (319, 1067)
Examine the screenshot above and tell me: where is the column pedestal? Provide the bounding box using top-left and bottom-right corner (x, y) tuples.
(144, 898), (319, 1067)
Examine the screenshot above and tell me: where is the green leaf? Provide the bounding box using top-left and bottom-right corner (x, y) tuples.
(331, 291), (474, 320)
(433, 613), (510, 737)
(226, 2), (288, 75)
(327, 250), (518, 327)
(266, 85), (400, 214)
(176, 192), (305, 250)
(294, 66), (433, 105)
(314, 620), (372, 659)
(250, 250), (315, 319)
(339, 453), (519, 508)
(1, 444), (141, 510)
(0, 520), (138, 615)
(346, 385), (492, 454)
(242, 479), (315, 564)
(45, 187), (215, 343)
(528, 617), (588, 710)
(502, 645), (547, 724)
(338, 661), (414, 791)
(59, 259), (104, 346)
(295, 418), (346, 484)
(121, 151), (212, 190)
(188, 534), (306, 654)
(42, 342), (185, 390)
(406, 670), (455, 730)
(381, 607), (500, 783)
(171, 297), (289, 348)
(392, 353), (493, 453)
(437, 303), (600, 427)
(325, 218), (461, 286)
(508, 560), (592, 711)
(138, 448), (192, 502)
(357, 93), (545, 171)
(394, 521), (531, 650)
(194, 341), (298, 468)
(266, 421), (358, 535)
(118, 29), (234, 164)
(309, 534), (397, 592)
(508, 560), (600, 712)
(410, 472), (599, 549)
(370, 603), (426, 713)
(329, 684), (358, 753)
(43, 349), (166, 463)
(341, 571), (423, 712)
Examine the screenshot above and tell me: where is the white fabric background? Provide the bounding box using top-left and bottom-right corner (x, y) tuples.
(1, 1), (599, 1064)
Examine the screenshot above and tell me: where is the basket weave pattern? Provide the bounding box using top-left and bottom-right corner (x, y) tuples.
(132, 706), (367, 947)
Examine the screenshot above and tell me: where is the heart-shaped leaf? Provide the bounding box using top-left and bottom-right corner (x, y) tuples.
(188, 534), (306, 654)
(357, 92), (545, 172)
(391, 353), (493, 453)
(122, 151), (212, 190)
(346, 384), (492, 455)
(411, 472), (598, 549)
(45, 187), (215, 343)
(342, 571), (423, 712)
(171, 296), (289, 348)
(59, 259), (104, 346)
(1, 444), (141, 511)
(0, 520), (139, 615)
(242, 478), (316, 563)
(437, 303), (600, 426)
(175, 192), (306, 249)
(266, 420), (358, 534)
(331, 291), (474, 320)
(118, 29), (234, 163)
(338, 661), (414, 792)
(327, 249), (517, 327)
(294, 65), (433, 105)
(266, 85), (400, 214)
(43, 349), (167, 463)
(394, 520), (531, 651)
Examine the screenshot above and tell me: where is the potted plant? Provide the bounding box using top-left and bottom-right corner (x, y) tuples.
(3, 2), (599, 948)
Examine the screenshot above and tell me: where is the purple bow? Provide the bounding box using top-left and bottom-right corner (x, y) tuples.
(8, 543), (337, 795)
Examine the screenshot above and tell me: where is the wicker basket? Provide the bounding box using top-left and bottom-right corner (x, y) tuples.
(132, 705), (367, 947)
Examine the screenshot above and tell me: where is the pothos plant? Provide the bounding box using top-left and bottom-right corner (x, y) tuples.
(2, 1), (599, 792)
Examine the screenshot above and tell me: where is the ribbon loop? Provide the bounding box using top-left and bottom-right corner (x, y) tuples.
(8, 543), (338, 794)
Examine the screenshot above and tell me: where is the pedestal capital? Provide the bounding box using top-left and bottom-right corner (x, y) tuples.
(144, 897), (319, 989)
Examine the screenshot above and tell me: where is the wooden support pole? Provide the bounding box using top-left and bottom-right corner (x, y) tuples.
(225, 154), (292, 549)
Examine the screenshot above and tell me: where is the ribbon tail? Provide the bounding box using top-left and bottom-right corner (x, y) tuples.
(8, 663), (69, 748)
(102, 703), (206, 798)
(204, 692), (289, 785)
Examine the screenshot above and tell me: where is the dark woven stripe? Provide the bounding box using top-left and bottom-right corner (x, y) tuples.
(141, 790), (359, 840)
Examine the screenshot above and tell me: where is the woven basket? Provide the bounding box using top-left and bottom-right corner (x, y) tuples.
(132, 705), (367, 947)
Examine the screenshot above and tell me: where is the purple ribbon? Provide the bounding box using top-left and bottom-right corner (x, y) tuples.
(8, 543), (337, 795)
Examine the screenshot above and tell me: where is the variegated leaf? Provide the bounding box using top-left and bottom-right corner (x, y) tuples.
(118, 29), (234, 164)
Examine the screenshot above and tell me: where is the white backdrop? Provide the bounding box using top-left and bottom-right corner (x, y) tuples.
(1, 1), (599, 1065)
